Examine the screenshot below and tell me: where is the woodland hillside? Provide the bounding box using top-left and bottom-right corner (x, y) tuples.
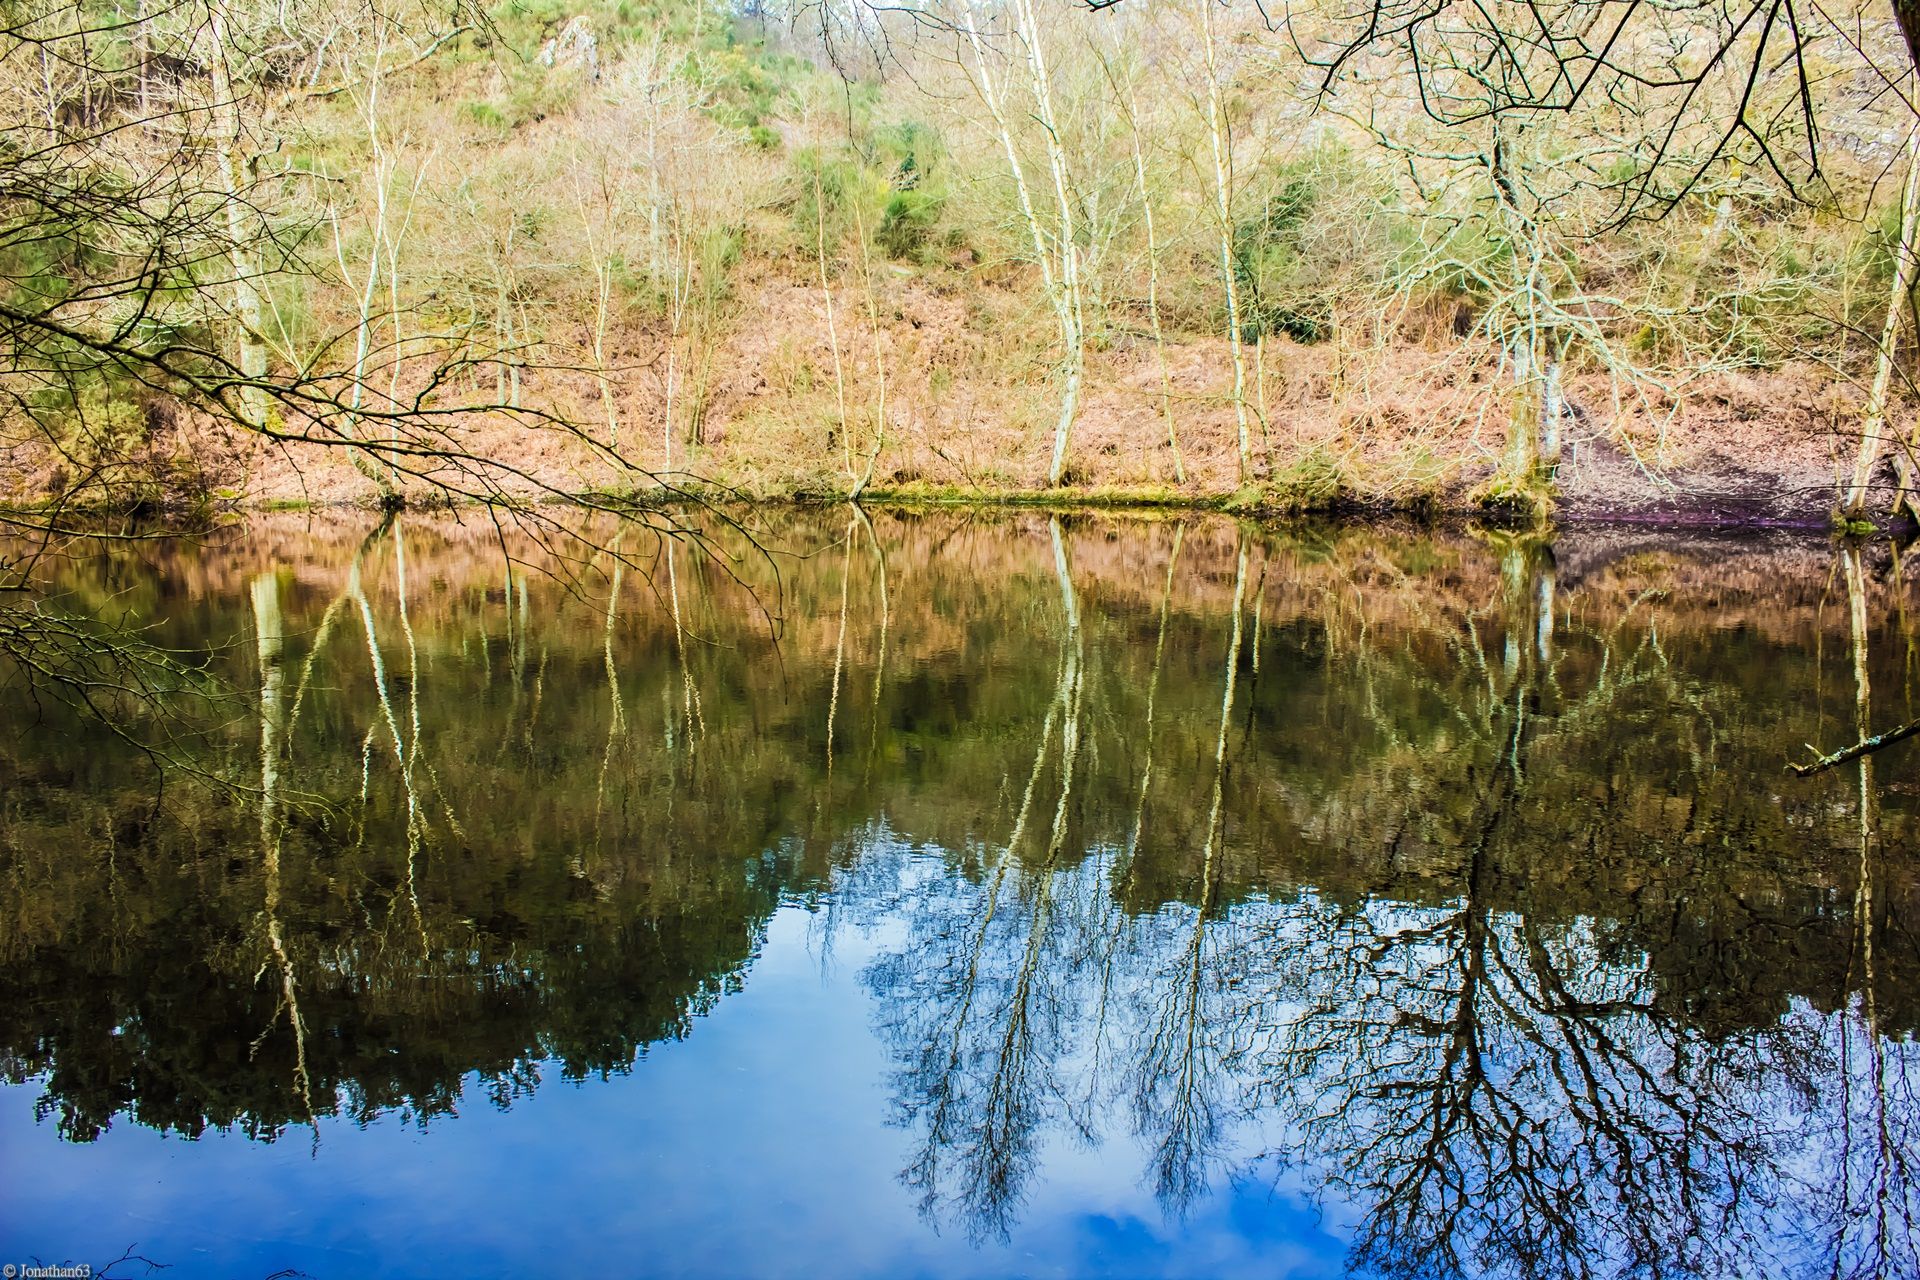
(7, 0), (1920, 521)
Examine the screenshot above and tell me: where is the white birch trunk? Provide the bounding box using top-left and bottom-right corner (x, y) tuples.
(1198, 0), (1251, 482)
(959, 0), (1082, 487)
(207, 2), (271, 430)
(1846, 126), (1920, 520)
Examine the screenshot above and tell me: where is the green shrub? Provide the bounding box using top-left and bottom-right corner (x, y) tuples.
(877, 189), (942, 260)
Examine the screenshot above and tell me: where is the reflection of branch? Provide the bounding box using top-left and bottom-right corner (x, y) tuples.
(0, 597), (226, 788)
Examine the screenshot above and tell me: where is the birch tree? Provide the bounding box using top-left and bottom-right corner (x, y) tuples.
(955, 0), (1088, 486)
(1842, 58), (1920, 523)
(326, 24), (438, 501)
(1193, 0), (1253, 483)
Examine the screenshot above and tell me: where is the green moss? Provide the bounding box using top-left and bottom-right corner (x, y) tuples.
(1471, 472), (1555, 525)
(1221, 485), (1268, 513)
(1265, 447), (1349, 511)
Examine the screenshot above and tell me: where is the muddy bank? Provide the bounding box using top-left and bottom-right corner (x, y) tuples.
(1551, 436), (1856, 529)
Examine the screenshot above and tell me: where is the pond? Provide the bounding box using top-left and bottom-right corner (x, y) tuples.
(0, 510), (1914, 1279)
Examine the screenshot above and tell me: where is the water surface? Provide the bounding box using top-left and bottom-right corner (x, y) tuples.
(0, 512), (1914, 1279)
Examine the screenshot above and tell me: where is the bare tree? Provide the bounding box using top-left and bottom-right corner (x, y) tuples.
(0, 0), (644, 516)
(954, 0), (1091, 486)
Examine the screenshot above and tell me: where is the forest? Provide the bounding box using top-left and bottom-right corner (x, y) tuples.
(7, 0), (1920, 524)
(5, 4), (1920, 1276)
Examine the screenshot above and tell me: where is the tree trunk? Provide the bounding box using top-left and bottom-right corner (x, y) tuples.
(1198, 0), (1251, 483)
(1504, 332), (1542, 480)
(1048, 336), (1083, 487)
(1121, 80), (1185, 484)
(850, 195), (887, 499)
(961, 1), (1082, 489)
(1540, 346), (1565, 468)
(813, 175), (852, 483)
(1845, 126), (1920, 521)
(207, 3), (272, 430)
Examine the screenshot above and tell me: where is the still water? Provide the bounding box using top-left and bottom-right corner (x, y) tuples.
(0, 510), (1914, 1279)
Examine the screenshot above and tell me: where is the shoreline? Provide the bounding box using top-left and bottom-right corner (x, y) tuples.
(0, 480), (1887, 539)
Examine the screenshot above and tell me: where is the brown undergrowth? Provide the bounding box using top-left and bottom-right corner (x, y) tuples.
(0, 268), (1873, 524)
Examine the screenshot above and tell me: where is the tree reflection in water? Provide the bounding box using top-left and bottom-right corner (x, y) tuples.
(855, 525), (1920, 1279)
(0, 512), (1915, 1278)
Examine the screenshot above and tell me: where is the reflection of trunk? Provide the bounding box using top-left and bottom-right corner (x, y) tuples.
(1790, 551), (1920, 773)
(349, 532), (419, 847)
(1496, 538), (1556, 682)
(1837, 544), (1898, 1274)
(1847, 546), (1876, 872)
(251, 571), (314, 1130)
(1389, 705), (1516, 1237)
(349, 521), (433, 949)
(665, 537), (704, 750)
(968, 516), (1086, 1229)
(908, 530), (1079, 1219)
(595, 539), (627, 832)
(1844, 126), (1920, 522)
(1142, 532), (1243, 1207)
(395, 524), (440, 891)
(254, 573), (284, 848)
(855, 505), (890, 775)
(1123, 523), (1184, 879)
(1534, 548), (1556, 665)
(1044, 517), (1084, 855)
(1199, 537), (1246, 875)
(825, 514), (856, 775)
